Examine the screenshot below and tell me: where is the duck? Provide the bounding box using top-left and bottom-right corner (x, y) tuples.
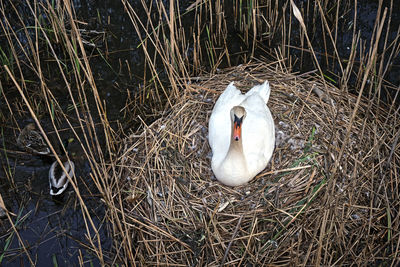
(208, 81), (275, 186)
(49, 156), (75, 195)
(17, 123), (51, 155)
(49, 138), (77, 196)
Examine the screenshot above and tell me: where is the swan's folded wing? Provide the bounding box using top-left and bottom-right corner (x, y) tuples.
(263, 108), (275, 162)
(209, 82), (243, 153)
(240, 97), (275, 169)
(212, 82), (241, 111)
(245, 80), (270, 104)
(208, 109), (231, 159)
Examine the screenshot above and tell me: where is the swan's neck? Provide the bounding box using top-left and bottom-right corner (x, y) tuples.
(228, 136), (244, 157)
(222, 122), (248, 171)
(225, 142), (246, 166)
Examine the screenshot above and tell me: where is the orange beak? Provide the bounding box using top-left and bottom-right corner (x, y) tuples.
(233, 116), (242, 141)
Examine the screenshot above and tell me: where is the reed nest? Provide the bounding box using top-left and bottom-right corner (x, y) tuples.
(115, 61), (400, 266)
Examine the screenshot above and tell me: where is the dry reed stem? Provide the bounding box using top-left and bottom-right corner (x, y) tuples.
(115, 61), (399, 265)
(0, 1), (126, 264)
(2, 0), (399, 265)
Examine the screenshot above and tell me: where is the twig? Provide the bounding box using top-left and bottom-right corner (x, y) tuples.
(220, 215), (244, 267)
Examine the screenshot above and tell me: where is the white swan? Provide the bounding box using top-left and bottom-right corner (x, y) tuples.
(208, 81), (275, 186)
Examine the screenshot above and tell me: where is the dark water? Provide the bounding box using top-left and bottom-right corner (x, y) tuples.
(0, 0), (399, 265)
(0, 144), (110, 266)
(286, 1), (400, 102)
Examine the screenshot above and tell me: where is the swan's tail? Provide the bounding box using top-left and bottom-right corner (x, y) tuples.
(246, 80), (271, 104)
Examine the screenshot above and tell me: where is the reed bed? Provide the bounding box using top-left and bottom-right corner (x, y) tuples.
(1, 0), (399, 265)
(0, 1), (117, 265)
(115, 61), (400, 265)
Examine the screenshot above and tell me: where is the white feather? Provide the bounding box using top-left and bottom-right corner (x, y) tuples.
(49, 160), (74, 195)
(208, 81), (275, 186)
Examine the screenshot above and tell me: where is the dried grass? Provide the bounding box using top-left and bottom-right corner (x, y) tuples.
(114, 61), (400, 265)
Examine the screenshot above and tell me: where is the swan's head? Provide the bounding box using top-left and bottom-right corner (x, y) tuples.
(230, 106), (246, 142)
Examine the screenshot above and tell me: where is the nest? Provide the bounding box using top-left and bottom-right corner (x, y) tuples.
(116, 62), (400, 265)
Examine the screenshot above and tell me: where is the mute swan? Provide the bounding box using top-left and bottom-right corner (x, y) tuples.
(208, 81), (275, 186)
